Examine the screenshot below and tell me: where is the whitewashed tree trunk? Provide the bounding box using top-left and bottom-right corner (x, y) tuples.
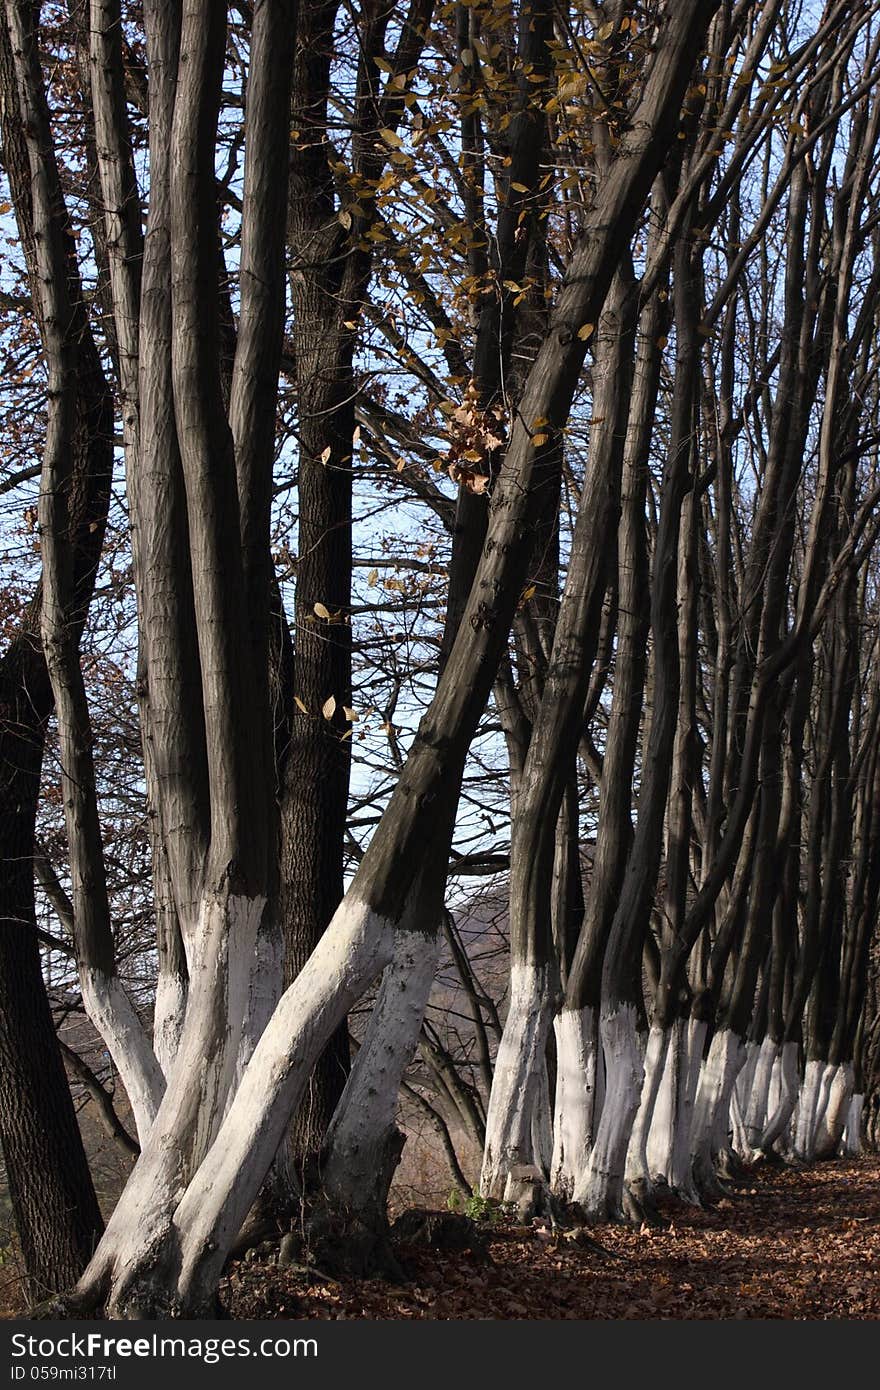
(550, 1005), (598, 1197)
(841, 1091), (863, 1155)
(481, 961), (555, 1200)
(814, 1062), (836, 1142)
(322, 928), (440, 1213)
(575, 1004), (643, 1218)
(690, 1028), (746, 1196)
(734, 1040), (759, 1125)
(75, 888), (295, 1316)
(665, 1017), (706, 1197)
(77, 893), (394, 1315)
(743, 1035), (778, 1154)
(729, 1084), (749, 1158)
(80, 968), (165, 1145)
(759, 1039), (799, 1151)
(625, 1022), (668, 1195)
(642, 1017), (704, 1192)
(152, 970), (187, 1083)
(766, 1045), (783, 1126)
(793, 1057), (825, 1160)
(814, 1061), (853, 1159)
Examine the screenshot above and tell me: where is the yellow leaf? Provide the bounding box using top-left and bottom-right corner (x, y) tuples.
(510, 181), (529, 193)
(294, 695), (309, 714)
(343, 706), (359, 722)
(320, 446), (332, 464)
(379, 127), (403, 147)
(558, 73), (588, 99)
(656, 335), (668, 348)
(532, 433), (549, 447)
(522, 584), (536, 601)
(314, 602), (331, 620)
(578, 322), (595, 341)
(367, 568), (378, 587)
(322, 695), (337, 720)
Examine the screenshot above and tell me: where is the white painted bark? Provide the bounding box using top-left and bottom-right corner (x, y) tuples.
(759, 1039), (799, 1152)
(162, 894), (398, 1314)
(766, 1046), (782, 1125)
(729, 1084), (748, 1158)
(624, 1022), (668, 1192)
(841, 1092), (864, 1156)
(322, 927), (440, 1212)
(665, 1017), (706, 1197)
(815, 1062), (853, 1159)
(80, 967), (165, 1145)
(813, 1062), (836, 1147)
(532, 1055), (553, 1179)
(550, 1005), (598, 1198)
(480, 961), (555, 1200)
(152, 970), (187, 1080)
(231, 918), (290, 1197)
(642, 1017), (704, 1191)
(77, 890), (298, 1314)
(575, 1004), (643, 1217)
(743, 1036), (778, 1154)
(187, 894), (267, 1160)
(734, 1040), (759, 1121)
(594, 1027), (607, 1124)
(793, 1057), (825, 1161)
(690, 1028), (746, 1195)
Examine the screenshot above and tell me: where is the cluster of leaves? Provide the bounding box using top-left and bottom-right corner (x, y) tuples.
(440, 380), (507, 494)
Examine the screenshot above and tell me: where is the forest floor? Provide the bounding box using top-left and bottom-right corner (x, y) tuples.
(224, 1156), (880, 1320)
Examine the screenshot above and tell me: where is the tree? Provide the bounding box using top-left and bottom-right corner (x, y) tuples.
(3, 0), (880, 1324)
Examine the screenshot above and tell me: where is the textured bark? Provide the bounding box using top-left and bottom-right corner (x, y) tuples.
(0, 1), (112, 1291)
(0, 657), (105, 1298)
(136, 0), (210, 938)
(281, 0), (355, 1160)
(281, 0), (433, 1167)
(5, 0), (162, 1142)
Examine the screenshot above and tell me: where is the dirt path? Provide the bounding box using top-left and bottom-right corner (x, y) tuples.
(225, 1157), (880, 1319)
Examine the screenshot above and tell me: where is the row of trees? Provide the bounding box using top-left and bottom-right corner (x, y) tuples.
(1, 0), (879, 1318)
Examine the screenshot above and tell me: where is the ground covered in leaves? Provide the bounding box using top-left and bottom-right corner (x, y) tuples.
(224, 1157), (880, 1320)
